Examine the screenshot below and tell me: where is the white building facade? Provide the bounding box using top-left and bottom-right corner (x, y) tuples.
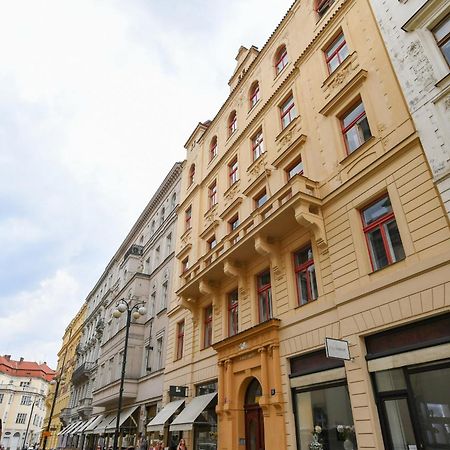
(369, 0), (450, 215)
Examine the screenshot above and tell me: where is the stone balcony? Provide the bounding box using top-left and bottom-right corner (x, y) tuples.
(92, 378), (138, 408)
(72, 362), (95, 385)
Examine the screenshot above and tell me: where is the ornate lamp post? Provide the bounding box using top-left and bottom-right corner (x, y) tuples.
(111, 298), (146, 450)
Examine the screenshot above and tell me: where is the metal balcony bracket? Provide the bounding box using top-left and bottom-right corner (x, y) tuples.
(294, 201), (327, 250)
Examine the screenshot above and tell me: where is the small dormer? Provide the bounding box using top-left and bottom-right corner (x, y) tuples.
(184, 121), (211, 151)
(229, 45), (260, 91)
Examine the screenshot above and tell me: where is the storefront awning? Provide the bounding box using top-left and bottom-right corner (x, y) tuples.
(91, 414), (116, 434)
(74, 416), (98, 435)
(70, 421), (87, 435)
(83, 415), (104, 435)
(146, 399), (185, 432)
(170, 393), (217, 432)
(105, 405), (139, 432)
(57, 421), (81, 436)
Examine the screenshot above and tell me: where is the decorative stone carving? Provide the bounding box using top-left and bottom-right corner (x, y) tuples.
(224, 183), (240, 206)
(248, 154), (267, 182)
(294, 200), (327, 249)
(181, 229), (192, 246)
(204, 206), (218, 225)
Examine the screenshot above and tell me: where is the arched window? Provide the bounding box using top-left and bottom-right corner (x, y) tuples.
(228, 111), (237, 137)
(209, 136), (218, 161)
(249, 81), (260, 109)
(274, 44), (288, 75)
(188, 164), (195, 186)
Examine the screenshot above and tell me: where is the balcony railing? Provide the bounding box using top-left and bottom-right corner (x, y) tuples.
(72, 362), (95, 384)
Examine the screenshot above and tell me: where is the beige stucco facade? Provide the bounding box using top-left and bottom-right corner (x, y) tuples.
(165, 0), (450, 449)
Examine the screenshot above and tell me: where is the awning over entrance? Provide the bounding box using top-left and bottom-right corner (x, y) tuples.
(69, 421), (87, 435)
(83, 415), (104, 435)
(105, 406), (139, 432)
(146, 399), (185, 432)
(170, 393), (217, 432)
(57, 421), (81, 436)
(91, 414), (116, 434)
(74, 416), (98, 435)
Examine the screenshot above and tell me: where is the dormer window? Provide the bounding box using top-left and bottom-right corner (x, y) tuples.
(275, 45), (288, 76)
(188, 164), (195, 186)
(210, 136), (218, 161)
(249, 81), (260, 109)
(228, 111), (237, 137)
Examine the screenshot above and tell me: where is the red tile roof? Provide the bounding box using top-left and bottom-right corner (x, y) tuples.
(0, 355), (56, 382)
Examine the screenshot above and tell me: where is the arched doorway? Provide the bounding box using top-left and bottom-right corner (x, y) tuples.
(11, 432), (20, 450)
(244, 378), (265, 450)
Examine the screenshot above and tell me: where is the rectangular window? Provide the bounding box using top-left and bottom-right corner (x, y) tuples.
(21, 395), (31, 406)
(229, 215), (239, 232)
(0, 393), (4, 403)
(229, 158), (239, 185)
(16, 413), (27, 424)
(325, 33), (349, 73)
(361, 195), (405, 271)
(316, 0), (335, 18)
(185, 206), (192, 231)
(166, 233), (172, 255)
(294, 245), (318, 305)
(203, 305), (213, 348)
(287, 159), (304, 179)
(210, 138), (218, 161)
(155, 246), (160, 266)
(228, 290), (239, 336)
(280, 95), (297, 129)
(254, 189), (268, 209)
(161, 281), (168, 310)
(257, 270), (272, 323)
(252, 130), (264, 160)
(341, 101), (372, 153)
(156, 336), (164, 371)
(182, 257), (189, 273)
(209, 180), (218, 208)
(432, 14), (450, 66)
(176, 321), (185, 360)
(207, 235), (217, 251)
(150, 291), (156, 317)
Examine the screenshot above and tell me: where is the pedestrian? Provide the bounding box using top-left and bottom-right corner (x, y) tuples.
(139, 434), (148, 450)
(176, 438), (187, 450)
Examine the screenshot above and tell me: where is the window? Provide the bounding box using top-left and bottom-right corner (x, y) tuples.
(275, 45), (288, 75)
(287, 159), (304, 179)
(155, 246), (160, 266)
(16, 413), (27, 424)
(294, 245), (318, 305)
(176, 320), (185, 360)
(228, 290), (239, 336)
(0, 393), (4, 403)
(171, 192), (177, 209)
(182, 257), (189, 273)
(208, 180), (218, 208)
(249, 81), (260, 108)
(151, 220), (155, 234)
(280, 95), (297, 129)
(257, 270), (272, 322)
(185, 206), (192, 231)
(210, 136), (218, 161)
(21, 395), (31, 406)
(156, 336), (164, 371)
(20, 381), (30, 387)
(229, 215), (239, 232)
(228, 111), (237, 136)
(316, 0), (335, 18)
(207, 235), (217, 251)
(325, 33), (349, 73)
(228, 158), (239, 185)
(341, 100), (372, 153)
(166, 233), (172, 255)
(161, 281), (168, 310)
(203, 305), (213, 348)
(188, 164), (195, 186)
(432, 14), (450, 66)
(160, 207), (165, 225)
(252, 129), (264, 160)
(361, 195), (405, 271)
(254, 189), (268, 209)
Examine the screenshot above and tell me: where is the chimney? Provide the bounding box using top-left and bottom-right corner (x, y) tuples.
(5, 355), (11, 360)
(20, 357), (24, 362)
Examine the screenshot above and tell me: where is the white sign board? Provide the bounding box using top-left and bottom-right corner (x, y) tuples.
(325, 337), (351, 360)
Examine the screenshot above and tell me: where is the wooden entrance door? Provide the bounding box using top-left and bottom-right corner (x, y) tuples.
(244, 378), (265, 450)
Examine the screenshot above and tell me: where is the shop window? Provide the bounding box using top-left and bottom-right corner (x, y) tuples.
(341, 100), (372, 153)
(280, 94), (297, 129)
(188, 164), (195, 186)
(254, 189), (268, 209)
(176, 320), (184, 360)
(294, 381), (357, 450)
(432, 14), (450, 66)
(208, 180), (218, 209)
(257, 270), (272, 323)
(249, 81), (261, 109)
(361, 195), (405, 271)
(316, 0), (335, 18)
(210, 136), (218, 161)
(196, 380), (218, 395)
(203, 305), (213, 348)
(252, 129), (264, 160)
(287, 159), (303, 179)
(325, 33), (349, 73)
(228, 290), (239, 336)
(294, 245), (318, 305)
(228, 157), (239, 185)
(274, 44), (288, 75)
(228, 111), (237, 137)
(185, 206), (192, 231)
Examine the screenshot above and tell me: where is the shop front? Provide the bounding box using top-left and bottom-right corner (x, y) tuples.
(366, 313), (450, 450)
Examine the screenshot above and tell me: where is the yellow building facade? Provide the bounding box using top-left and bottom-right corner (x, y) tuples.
(163, 0), (450, 450)
(42, 303), (86, 450)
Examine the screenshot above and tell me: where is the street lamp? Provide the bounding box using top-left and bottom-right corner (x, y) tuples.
(41, 375), (65, 450)
(112, 298), (146, 450)
(23, 398), (38, 450)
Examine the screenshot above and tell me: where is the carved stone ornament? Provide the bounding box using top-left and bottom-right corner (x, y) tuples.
(181, 229), (192, 246)
(224, 183), (240, 205)
(205, 206), (218, 225)
(277, 123), (297, 149)
(248, 156), (267, 181)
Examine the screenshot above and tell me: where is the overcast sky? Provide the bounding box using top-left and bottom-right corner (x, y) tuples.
(0, 0), (293, 369)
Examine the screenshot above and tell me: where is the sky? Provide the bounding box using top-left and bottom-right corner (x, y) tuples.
(0, 0), (294, 369)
